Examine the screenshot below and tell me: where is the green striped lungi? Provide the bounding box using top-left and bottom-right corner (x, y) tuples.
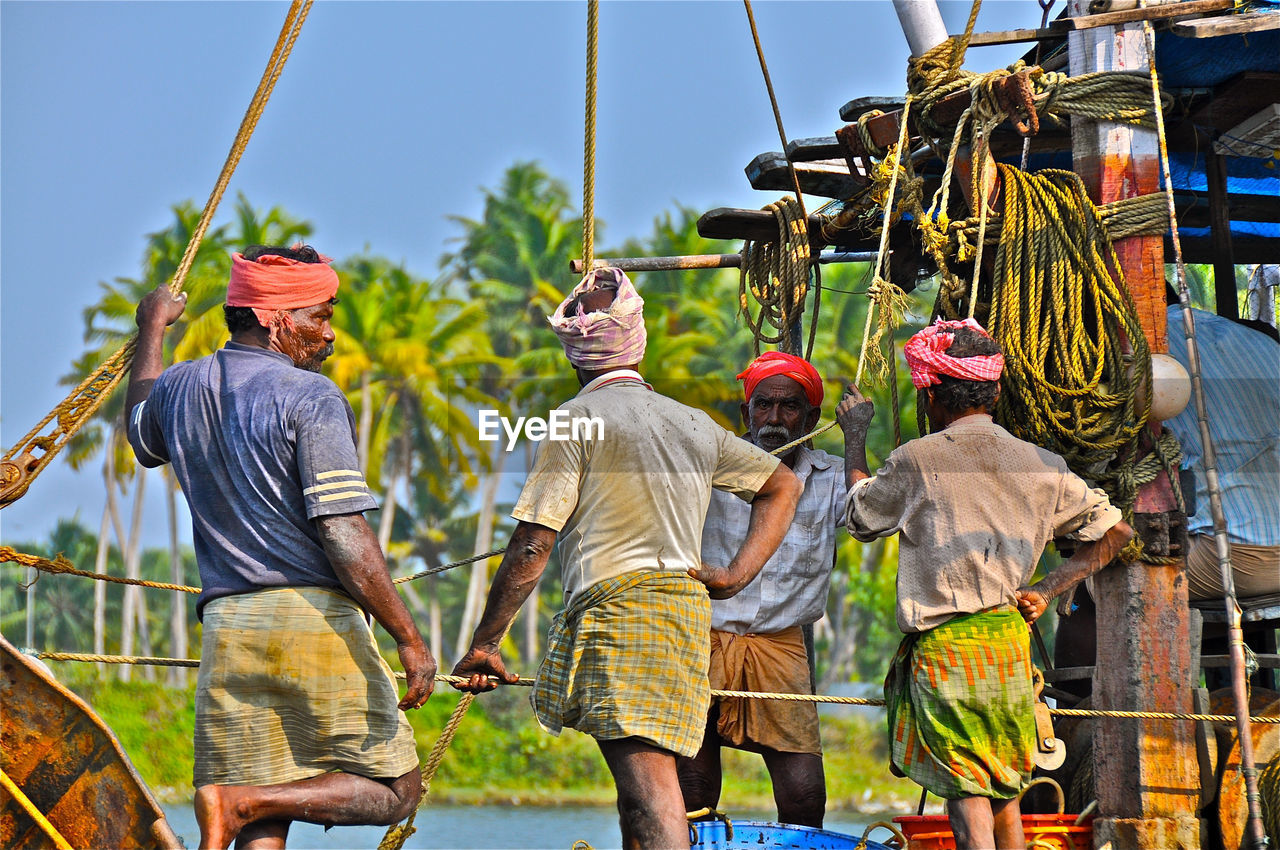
(884, 607), (1036, 800)
(194, 586), (418, 787)
(532, 570), (711, 758)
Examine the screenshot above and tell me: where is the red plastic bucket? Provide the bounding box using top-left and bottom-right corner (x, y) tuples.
(892, 814), (1093, 850)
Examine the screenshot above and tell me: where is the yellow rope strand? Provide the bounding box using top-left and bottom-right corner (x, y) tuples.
(0, 767), (74, 850)
(28, 652), (1280, 725)
(0, 0), (312, 509)
(581, 0), (599, 271)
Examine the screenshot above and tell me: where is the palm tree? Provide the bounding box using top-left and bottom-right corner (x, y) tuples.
(441, 162), (584, 661)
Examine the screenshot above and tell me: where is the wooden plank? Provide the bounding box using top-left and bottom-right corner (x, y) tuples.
(745, 152), (864, 199)
(568, 251), (879, 275)
(696, 207), (882, 253)
(1170, 235), (1279, 265)
(1206, 152), (1239, 320)
(838, 96), (904, 124)
(965, 0), (1232, 45)
(785, 136), (845, 162)
(1189, 72), (1280, 134)
(1170, 9), (1280, 37)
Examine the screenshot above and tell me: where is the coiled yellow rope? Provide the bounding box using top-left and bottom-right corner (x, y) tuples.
(0, 0), (312, 509)
(739, 196), (811, 356)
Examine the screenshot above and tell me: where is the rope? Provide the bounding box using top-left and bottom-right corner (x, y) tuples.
(0, 0), (312, 510)
(27, 652), (1280, 725)
(0, 767), (74, 850)
(581, 0), (598, 271)
(2, 545), (504, 594)
(982, 165), (1152, 552)
(739, 197), (811, 355)
(1, 546), (200, 594)
(1261, 754), (1280, 845)
(856, 101), (915, 390)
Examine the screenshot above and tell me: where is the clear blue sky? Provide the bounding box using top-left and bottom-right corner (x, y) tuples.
(1, 0), (1042, 548)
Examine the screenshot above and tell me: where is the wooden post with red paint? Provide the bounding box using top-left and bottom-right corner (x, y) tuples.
(1067, 3), (1200, 847)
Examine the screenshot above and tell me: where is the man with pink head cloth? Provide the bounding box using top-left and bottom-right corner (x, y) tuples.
(126, 245), (435, 850)
(679, 351), (858, 828)
(837, 318), (1132, 850)
(452, 268), (802, 848)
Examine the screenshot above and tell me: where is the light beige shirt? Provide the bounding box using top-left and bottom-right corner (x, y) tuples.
(513, 371), (780, 605)
(845, 414), (1121, 633)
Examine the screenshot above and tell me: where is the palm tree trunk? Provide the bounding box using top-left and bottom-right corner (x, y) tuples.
(428, 575), (443, 665)
(165, 468), (187, 686)
(93, 451), (117, 671)
(454, 444), (506, 660)
(521, 441), (541, 665)
(119, 468), (156, 681)
(357, 369), (373, 474)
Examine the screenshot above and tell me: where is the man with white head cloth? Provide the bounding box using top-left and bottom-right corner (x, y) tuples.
(453, 268), (802, 848)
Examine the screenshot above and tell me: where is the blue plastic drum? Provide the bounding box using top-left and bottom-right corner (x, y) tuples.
(688, 819), (895, 849)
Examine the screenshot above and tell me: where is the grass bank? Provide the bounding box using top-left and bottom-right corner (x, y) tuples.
(64, 673), (921, 815)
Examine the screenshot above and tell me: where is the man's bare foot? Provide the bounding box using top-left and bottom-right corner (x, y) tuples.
(195, 784), (246, 850)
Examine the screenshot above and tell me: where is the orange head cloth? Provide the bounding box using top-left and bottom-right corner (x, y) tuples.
(226, 251), (340, 328)
(737, 352), (824, 407)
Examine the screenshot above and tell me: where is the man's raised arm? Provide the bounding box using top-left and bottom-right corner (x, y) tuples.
(1016, 520), (1135, 623)
(125, 286), (187, 421)
(690, 463), (801, 599)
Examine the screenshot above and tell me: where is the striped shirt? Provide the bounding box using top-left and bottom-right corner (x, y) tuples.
(702, 446), (844, 634)
(1165, 306), (1280, 545)
(128, 342), (377, 616)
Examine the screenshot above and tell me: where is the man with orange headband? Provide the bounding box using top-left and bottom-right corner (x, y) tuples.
(451, 269), (801, 849)
(126, 245), (434, 850)
(838, 319), (1132, 850)
(678, 351), (856, 828)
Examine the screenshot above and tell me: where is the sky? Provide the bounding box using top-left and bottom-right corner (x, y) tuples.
(0, 0), (1044, 549)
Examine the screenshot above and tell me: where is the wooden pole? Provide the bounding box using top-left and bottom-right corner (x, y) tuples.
(1068, 3), (1199, 847)
(1205, 151), (1238, 320)
(569, 251), (878, 275)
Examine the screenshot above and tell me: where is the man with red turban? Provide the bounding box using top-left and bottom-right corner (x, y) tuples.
(126, 245), (435, 850)
(679, 351), (857, 829)
(839, 319), (1132, 850)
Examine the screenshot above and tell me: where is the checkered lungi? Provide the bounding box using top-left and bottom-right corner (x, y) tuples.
(194, 586), (419, 787)
(884, 607), (1036, 800)
(531, 570), (711, 758)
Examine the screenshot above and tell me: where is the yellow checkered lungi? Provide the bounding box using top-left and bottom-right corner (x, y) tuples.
(194, 586), (418, 787)
(532, 570), (711, 758)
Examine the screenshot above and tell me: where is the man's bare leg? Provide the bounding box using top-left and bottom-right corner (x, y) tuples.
(233, 819), (289, 850)
(676, 714), (722, 814)
(195, 767), (421, 850)
(991, 796), (1026, 850)
(946, 796), (997, 850)
(597, 737), (689, 849)
(761, 750), (825, 828)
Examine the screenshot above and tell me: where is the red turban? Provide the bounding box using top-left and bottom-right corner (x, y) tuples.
(226, 251), (340, 328)
(737, 352), (824, 407)
(903, 318), (1005, 389)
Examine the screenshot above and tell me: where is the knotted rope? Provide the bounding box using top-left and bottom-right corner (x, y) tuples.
(739, 196), (812, 356)
(0, 0), (313, 510)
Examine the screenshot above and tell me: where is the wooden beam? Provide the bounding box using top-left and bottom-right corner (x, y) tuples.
(965, 0), (1233, 45)
(1068, 3), (1202, 846)
(1170, 9), (1280, 38)
(785, 136), (845, 162)
(838, 96), (904, 124)
(697, 207), (832, 244)
(568, 251), (879, 275)
(1206, 151), (1239, 320)
(1167, 235), (1278, 265)
(745, 152), (865, 199)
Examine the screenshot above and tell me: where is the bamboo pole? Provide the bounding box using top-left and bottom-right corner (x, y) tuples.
(570, 251), (877, 275)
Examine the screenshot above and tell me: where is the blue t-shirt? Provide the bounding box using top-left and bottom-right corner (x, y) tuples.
(128, 342), (378, 617)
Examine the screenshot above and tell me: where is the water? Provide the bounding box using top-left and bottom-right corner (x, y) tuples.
(161, 803), (873, 849)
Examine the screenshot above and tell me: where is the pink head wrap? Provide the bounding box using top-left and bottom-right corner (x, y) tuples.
(226, 250), (340, 329)
(737, 352), (824, 407)
(903, 318), (1005, 389)
(549, 267), (647, 370)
